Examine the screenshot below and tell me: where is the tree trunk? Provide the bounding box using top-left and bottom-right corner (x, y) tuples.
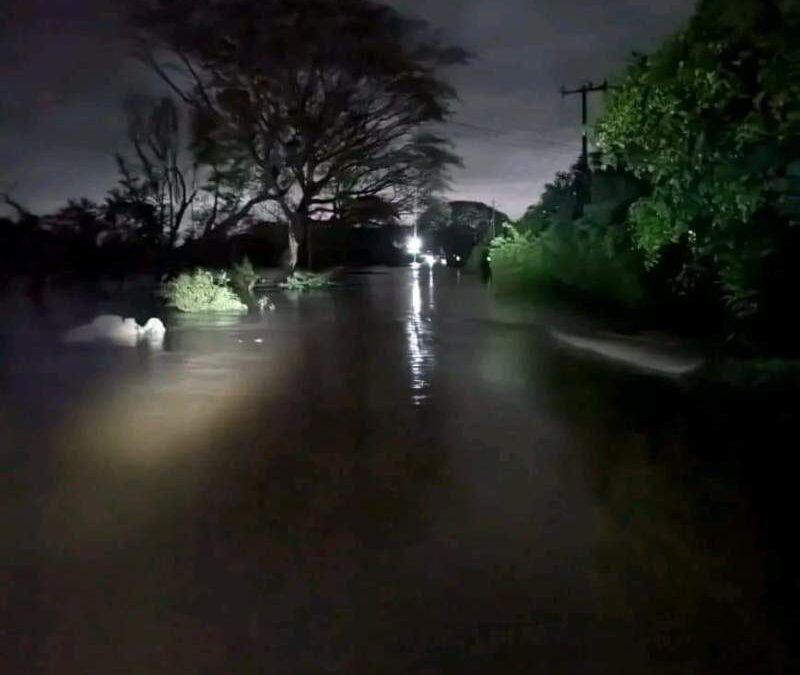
(285, 225), (299, 272)
(305, 218), (313, 270)
(287, 207), (309, 271)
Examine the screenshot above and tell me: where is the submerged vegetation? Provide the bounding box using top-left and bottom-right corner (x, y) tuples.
(279, 271), (334, 292)
(161, 269), (247, 313)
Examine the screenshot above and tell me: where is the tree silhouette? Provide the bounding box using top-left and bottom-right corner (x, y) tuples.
(111, 96), (198, 248)
(135, 0), (468, 267)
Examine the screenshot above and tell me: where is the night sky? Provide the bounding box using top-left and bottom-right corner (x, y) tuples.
(1, 0), (695, 218)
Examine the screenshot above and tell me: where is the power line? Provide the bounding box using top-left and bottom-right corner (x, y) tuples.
(451, 135), (579, 154)
(450, 120), (557, 137)
(449, 121), (514, 135)
(447, 120), (578, 149)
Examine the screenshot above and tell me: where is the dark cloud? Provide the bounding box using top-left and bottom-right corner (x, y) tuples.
(1, 0), (695, 218)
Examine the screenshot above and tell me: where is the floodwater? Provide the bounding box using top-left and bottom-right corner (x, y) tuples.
(0, 268), (796, 674)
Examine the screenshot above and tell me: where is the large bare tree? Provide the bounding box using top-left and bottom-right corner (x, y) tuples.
(134, 0), (468, 268)
(112, 96), (199, 248)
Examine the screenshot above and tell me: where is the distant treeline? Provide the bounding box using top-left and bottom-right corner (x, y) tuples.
(0, 200), (413, 282)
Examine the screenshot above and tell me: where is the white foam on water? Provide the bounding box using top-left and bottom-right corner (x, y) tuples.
(63, 315), (166, 347)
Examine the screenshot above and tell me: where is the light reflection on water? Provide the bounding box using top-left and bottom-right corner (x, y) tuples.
(405, 266), (436, 405)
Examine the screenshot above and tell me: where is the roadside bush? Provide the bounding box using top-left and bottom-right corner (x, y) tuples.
(490, 222), (646, 310)
(161, 269), (247, 312)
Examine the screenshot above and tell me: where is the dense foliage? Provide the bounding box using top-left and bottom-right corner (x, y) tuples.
(488, 155), (647, 312)
(595, 0), (800, 323)
(490, 0), (800, 352)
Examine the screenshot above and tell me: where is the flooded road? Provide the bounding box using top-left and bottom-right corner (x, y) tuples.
(0, 268), (795, 674)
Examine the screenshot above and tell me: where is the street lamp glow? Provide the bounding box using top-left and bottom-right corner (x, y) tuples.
(406, 236), (422, 256)
(422, 254), (436, 266)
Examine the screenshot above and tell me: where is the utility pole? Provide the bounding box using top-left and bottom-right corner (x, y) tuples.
(561, 80), (608, 172)
(561, 80), (608, 215)
(490, 200), (497, 240)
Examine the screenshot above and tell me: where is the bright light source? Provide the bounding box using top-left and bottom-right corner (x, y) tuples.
(440, 258), (448, 266)
(422, 254), (436, 266)
(406, 236), (422, 256)
(455, 255), (461, 262)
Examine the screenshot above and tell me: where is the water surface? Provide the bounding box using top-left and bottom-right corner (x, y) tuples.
(0, 268), (794, 674)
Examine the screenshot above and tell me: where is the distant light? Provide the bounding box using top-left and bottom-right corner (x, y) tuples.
(422, 254), (436, 266)
(486, 256), (492, 262)
(406, 236), (422, 255)
(455, 255), (461, 262)
(440, 258), (448, 266)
